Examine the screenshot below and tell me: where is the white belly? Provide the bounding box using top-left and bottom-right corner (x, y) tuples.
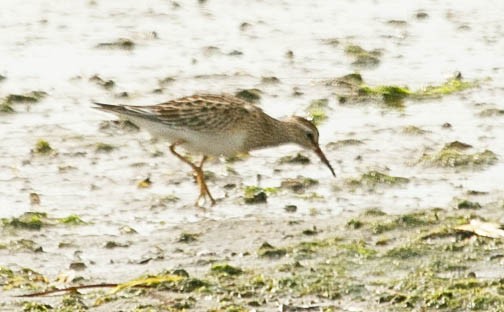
(126, 116), (246, 156)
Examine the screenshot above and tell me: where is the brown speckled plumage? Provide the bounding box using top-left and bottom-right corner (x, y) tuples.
(94, 94), (335, 206)
(98, 94), (254, 131)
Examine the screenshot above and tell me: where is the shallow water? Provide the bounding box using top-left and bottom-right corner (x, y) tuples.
(1, 0), (503, 289)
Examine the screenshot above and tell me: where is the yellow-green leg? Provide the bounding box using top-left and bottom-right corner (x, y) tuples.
(169, 143), (216, 207)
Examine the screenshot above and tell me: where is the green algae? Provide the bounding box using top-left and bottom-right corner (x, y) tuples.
(296, 192), (325, 201)
(112, 270), (209, 295)
(479, 108), (504, 117)
(346, 219), (364, 229)
(210, 264), (243, 276)
(293, 239), (332, 254)
(422, 145), (497, 167)
(177, 232), (200, 243)
(2, 212), (87, 230)
(9, 239), (43, 252)
(343, 210), (440, 235)
(14, 91), (47, 101)
(371, 212), (437, 234)
(402, 125), (427, 135)
(284, 204), (297, 213)
(69, 262), (86, 271)
(289, 237), (343, 260)
(358, 85), (410, 107)
(243, 186), (278, 204)
(7, 210), (504, 311)
(344, 45), (382, 67)
(243, 187), (267, 204)
(225, 153), (249, 164)
(134, 296), (198, 310)
(380, 271), (504, 310)
(321, 38), (340, 47)
(0, 266), (14, 280)
(180, 278), (210, 292)
(158, 194), (180, 204)
(415, 75), (476, 97)
(95, 142), (116, 153)
(416, 11), (429, 19)
(32, 139), (54, 155)
(278, 153), (310, 164)
(257, 242), (287, 259)
(2, 212), (47, 230)
(302, 226), (319, 236)
(306, 98), (329, 125)
(457, 200), (482, 210)
(89, 74), (115, 89)
(347, 170), (409, 188)
(137, 177), (152, 188)
(114, 270), (210, 294)
(280, 176), (318, 193)
(235, 89), (261, 103)
(340, 240), (377, 259)
(0, 102), (14, 113)
(288, 274), (343, 300)
(261, 76), (280, 84)
(325, 72), (363, 88)
(96, 38), (135, 50)
(386, 20), (407, 26)
(326, 139), (364, 149)
(271, 211), (503, 310)
(7, 211), (504, 311)
(58, 294), (87, 312)
(0, 89), (45, 114)
(118, 225), (137, 235)
(444, 141), (473, 150)
(271, 239), (368, 300)
(364, 208), (387, 216)
(22, 302), (52, 312)
(228, 50), (243, 56)
(1, 267), (48, 290)
(385, 244), (424, 259)
(58, 214), (86, 225)
(158, 76), (176, 86)
(330, 73), (479, 108)
(309, 98), (329, 107)
(210, 304), (248, 312)
(104, 241), (129, 249)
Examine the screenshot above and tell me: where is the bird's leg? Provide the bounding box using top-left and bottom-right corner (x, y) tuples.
(195, 156), (216, 206)
(169, 142), (216, 207)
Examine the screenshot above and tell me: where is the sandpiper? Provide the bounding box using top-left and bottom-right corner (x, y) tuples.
(94, 94), (335, 206)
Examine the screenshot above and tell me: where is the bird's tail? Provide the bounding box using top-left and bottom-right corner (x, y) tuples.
(93, 102), (128, 114)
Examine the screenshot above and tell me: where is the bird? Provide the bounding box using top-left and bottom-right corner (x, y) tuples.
(94, 94), (335, 207)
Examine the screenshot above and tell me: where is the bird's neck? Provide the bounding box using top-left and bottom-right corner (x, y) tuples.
(244, 116), (297, 151)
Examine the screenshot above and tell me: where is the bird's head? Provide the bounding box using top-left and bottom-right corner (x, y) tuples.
(283, 116), (336, 177)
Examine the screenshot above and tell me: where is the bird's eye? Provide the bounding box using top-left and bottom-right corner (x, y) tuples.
(306, 132), (314, 141)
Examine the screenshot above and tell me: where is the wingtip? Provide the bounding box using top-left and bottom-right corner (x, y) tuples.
(92, 101), (120, 112)
(92, 101), (110, 107)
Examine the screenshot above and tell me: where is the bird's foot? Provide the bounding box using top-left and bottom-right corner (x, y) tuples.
(194, 192), (216, 208)
(194, 168), (216, 208)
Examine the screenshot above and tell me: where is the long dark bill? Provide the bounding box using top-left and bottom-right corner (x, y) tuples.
(314, 145), (336, 177)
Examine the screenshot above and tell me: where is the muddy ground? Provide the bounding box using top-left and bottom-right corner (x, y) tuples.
(1, 0), (503, 311)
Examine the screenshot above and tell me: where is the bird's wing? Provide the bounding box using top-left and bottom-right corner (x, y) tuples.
(96, 94), (260, 131)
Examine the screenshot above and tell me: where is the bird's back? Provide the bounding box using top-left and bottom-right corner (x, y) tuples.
(96, 94), (262, 132)
(95, 94), (271, 156)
